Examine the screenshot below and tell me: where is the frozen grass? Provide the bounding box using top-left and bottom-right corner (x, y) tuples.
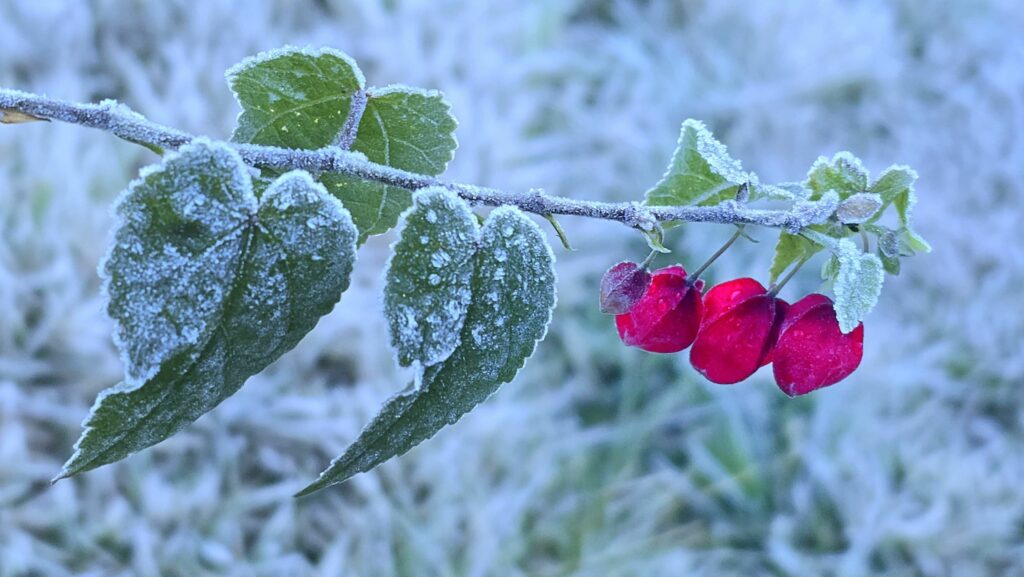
(1, 0), (1023, 575)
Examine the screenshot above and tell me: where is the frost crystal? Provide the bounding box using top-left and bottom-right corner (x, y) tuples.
(384, 187), (478, 368)
(298, 205), (557, 495)
(832, 238), (884, 333)
(61, 148), (358, 478)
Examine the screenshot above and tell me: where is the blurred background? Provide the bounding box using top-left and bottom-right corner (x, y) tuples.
(1, 0), (1022, 575)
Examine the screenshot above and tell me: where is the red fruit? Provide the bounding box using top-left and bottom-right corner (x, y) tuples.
(690, 278), (788, 384)
(615, 265), (704, 353)
(600, 261), (652, 315)
(772, 294), (864, 396)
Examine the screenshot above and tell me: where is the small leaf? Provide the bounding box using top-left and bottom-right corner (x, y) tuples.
(321, 86), (459, 240)
(836, 192), (883, 224)
(806, 152), (869, 199)
(879, 250), (901, 275)
(385, 188), (478, 367)
(0, 108), (48, 124)
(869, 165), (915, 204)
(645, 119), (751, 210)
(769, 232), (822, 284)
(59, 141), (358, 478)
(871, 165), (930, 254)
(642, 225), (671, 253)
(832, 238), (884, 334)
(821, 254), (841, 282)
(228, 46), (366, 149)
(298, 207), (556, 495)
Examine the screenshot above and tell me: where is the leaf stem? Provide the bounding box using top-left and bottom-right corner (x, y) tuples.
(689, 226), (744, 281)
(768, 256), (809, 297)
(543, 213), (573, 250)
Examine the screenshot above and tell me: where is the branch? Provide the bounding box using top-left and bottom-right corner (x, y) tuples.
(0, 88), (831, 234)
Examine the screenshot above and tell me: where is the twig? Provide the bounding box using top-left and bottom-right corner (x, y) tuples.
(0, 88), (834, 234)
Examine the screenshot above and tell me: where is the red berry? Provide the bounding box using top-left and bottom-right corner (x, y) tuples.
(690, 278), (788, 384)
(600, 261), (651, 315)
(615, 265), (704, 353)
(772, 293), (864, 396)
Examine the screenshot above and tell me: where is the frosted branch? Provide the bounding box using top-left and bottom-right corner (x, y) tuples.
(0, 89), (833, 233)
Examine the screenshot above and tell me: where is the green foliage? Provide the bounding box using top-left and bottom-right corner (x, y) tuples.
(229, 47), (458, 240)
(645, 119), (751, 210)
(298, 204), (556, 495)
(321, 86), (459, 241)
(806, 152), (869, 199)
(769, 232), (821, 284)
(59, 141), (358, 478)
(832, 238), (885, 334)
(228, 47), (365, 149)
(384, 188), (478, 367)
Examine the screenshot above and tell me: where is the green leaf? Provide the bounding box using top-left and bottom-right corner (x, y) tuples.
(645, 119), (751, 210)
(228, 46), (365, 149)
(298, 207), (556, 495)
(870, 165), (930, 254)
(879, 250), (901, 275)
(58, 141), (358, 479)
(806, 152), (869, 199)
(821, 254), (841, 282)
(769, 232), (822, 284)
(320, 86), (459, 240)
(385, 188), (478, 367)
(869, 165), (915, 204)
(832, 238), (884, 334)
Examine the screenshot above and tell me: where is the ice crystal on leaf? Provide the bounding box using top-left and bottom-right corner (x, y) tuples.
(832, 238), (884, 334)
(58, 141), (358, 479)
(227, 46), (458, 241)
(298, 206), (556, 496)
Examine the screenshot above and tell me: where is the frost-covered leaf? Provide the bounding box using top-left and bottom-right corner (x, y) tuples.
(832, 238), (884, 334)
(321, 86), (458, 240)
(770, 232), (821, 284)
(869, 165), (915, 204)
(645, 119), (751, 210)
(806, 152), (869, 199)
(869, 165), (930, 254)
(298, 207), (556, 495)
(385, 188), (478, 367)
(821, 254), (841, 282)
(879, 250), (901, 275)
(59, 142), (357, 478)
(836, 192), (882, 224)
(228, 46), (365, 149)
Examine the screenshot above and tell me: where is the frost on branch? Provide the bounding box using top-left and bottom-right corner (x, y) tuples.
(58, 141), (358, 479)
(384, 188), (478, 368)
(298, 206), (556, 496)
(321, 85), (459, 240)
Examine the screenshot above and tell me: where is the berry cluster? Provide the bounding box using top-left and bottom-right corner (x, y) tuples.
(601, 262), (863, 396)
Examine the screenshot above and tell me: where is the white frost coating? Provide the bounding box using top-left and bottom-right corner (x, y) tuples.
(679, 118), (752, 185)
(836, 192), (883, 224)
(832, 238), (885, 333)
(225, 44), (367, 99)
(60, 166), (358, 479)
(806, 151), (870, 194)
(383, 187), (479, 368)
(101, 138), (255, 386)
